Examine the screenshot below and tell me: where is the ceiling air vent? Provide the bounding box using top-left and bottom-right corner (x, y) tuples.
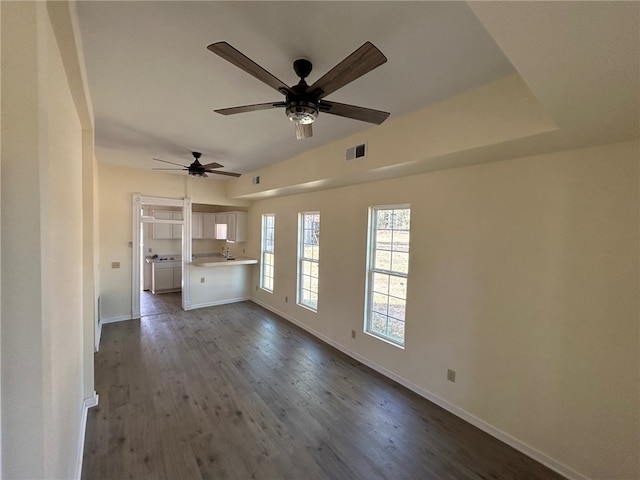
(253, 175), (260, 185)
(346, 143), (367, 161)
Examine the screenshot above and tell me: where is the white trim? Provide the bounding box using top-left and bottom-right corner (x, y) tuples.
(75, 391), (99, 480)
(94, 320), (102, 352)
(184, 296), (250, 311)
(250, 297), (587, 480)
(99, 314), (133, 324)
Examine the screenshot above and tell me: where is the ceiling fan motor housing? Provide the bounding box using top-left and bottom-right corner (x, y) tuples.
(286, 79), (319, 125)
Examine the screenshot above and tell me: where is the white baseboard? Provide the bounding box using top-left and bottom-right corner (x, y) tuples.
(250, 298), (587, 480)
(75, 391), (99, 480)
(99, 314), (133, 324)
(184, 296), (250, 311)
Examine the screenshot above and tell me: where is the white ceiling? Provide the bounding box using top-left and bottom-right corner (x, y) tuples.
(75, 1), (516, 176)
(75, 1), (639, 183)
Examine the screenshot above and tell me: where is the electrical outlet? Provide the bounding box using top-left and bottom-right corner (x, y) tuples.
(200, 277), (205, 283)
(285, 296), (288, 303)
(447, 369), (456, 383)
(243, 248), (245, 254)
(351, 330), (356, 339)
(255, 285), (258, 291)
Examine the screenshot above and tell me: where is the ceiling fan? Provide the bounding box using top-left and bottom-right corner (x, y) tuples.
(207, 41), (390, 139)
(152, 152), (241, 178)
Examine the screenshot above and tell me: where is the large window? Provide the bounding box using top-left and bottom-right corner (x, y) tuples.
(365, 205), (411, 347)
(297, 212), (320, 310)
(260, 214), (275, 292)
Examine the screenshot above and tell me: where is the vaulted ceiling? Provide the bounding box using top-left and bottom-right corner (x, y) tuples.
(75, 1), (639, 181)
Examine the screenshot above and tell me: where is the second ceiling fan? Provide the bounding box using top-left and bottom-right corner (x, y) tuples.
(207, 41), (390, 139)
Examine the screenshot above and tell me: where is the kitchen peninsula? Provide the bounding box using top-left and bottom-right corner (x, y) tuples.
(186, 253), (258, 310)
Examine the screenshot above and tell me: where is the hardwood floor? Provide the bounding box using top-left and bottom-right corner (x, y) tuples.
(140, 290), (182, 317)
(83, 301), (565, 480)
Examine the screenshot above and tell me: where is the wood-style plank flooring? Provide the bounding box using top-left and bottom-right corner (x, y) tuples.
(83, 300), (565, 480)
(140, 290), (182, 317)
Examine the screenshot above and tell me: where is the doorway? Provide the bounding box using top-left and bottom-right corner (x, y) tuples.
(131, 194), (192, 319)
(140, 205), (184, 317)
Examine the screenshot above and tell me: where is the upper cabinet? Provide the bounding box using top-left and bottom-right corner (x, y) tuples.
(152, 210), (182, 240)
(192, 210), (247, 242)
(226, 211), (247, 243)
(192, 213), (203, 239)
(202, 213), (217, 239)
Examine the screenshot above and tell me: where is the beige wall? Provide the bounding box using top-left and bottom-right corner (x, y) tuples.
(247, 140), (639, 480)
(1, 2), (92, 478)
(98, 162), (250, 320)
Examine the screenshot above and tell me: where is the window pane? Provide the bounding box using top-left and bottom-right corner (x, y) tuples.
(372, 293), (388, 315)
(388, 298), (406, 322)
(372, 273), (389, 295)
(388, 275), (407, 299)
(376, 230), (392, 251)
(375, 250), (391, 271)
(388, 318), (405, 342)
(392, 209), (410, 230)
(372, 312), (387, 334)
(392, 230), (410, 253)
(391, 251), (409, 274)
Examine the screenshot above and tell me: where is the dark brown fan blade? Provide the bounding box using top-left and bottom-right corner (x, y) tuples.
(214, 102), (286, 116)
(201, 162), (223, 169)
(209, 170), (241, 178)
(306, 42), (387, 99)
(153, 158), (188, 167)
(320, 100), (389, 124)
(152, 168), (187, 171)
(207, 42), (293, 95)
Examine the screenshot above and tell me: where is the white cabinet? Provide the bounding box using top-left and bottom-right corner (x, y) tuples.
(226, 211), (248, 243)
(151, 261), (181, 293)
(152, 210), (182, 239)
(202, 213), (217, 239)
(192, 213), (203, 239)
(195, 211), (247, 242)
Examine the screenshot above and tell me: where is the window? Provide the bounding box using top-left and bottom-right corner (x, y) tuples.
(365, 205), (411, 347)
(297, 212), (320, 310)
(260, 214), (275, 292)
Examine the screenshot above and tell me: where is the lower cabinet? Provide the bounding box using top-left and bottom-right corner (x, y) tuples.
(151, 261), (182, 293)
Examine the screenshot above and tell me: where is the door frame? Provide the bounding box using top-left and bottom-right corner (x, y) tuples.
(131, 193), (192, 318)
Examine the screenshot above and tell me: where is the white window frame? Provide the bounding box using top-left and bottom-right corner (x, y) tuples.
(297, 212), (320, 311)
(260, 214), (275, 292)
(364, 204), (411, 348)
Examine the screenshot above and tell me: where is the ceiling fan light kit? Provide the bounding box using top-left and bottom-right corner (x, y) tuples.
(207, 41), (390, 140)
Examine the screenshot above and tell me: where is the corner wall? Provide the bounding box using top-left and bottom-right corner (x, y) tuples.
(1, 2), (89, 478)
(246, 140), (639, 480)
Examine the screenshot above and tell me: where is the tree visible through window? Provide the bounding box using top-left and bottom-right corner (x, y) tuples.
(298, 212), (320, 310)
(365, 206), (411, 346)
(261, 214), (275, 292)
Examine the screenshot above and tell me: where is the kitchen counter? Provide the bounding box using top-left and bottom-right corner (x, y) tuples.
(191, 254), (258, 267)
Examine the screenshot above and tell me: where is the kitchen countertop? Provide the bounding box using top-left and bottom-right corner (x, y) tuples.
(190, 254), (258, 267)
